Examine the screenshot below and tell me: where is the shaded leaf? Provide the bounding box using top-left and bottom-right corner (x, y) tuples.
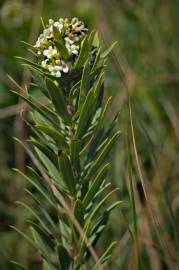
(58, 151), (76, 196)
(57, 244), (72, 270)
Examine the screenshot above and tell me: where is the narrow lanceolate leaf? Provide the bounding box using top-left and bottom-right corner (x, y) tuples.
(85, 131), (120, 181)
(70, 139), (81, 174)
(54, 40), (70, 61)
(100, 41), (118, 59)
(57, 244), (72, 270)
(88, 201), (121, 248)
(93, 72), (104, 98)
(15, 169), (55, 209)
(27, 138), (57, 166)
(11, 90), (59, 129)
(84, 188), (120, 227)
(16, 56), (47, 73)
(31, 227), (51, 261)
(11, 261), (29, 270)
(73, 35), (89, 70)
(82, 163), (109, 209)
(92, 48), (101, 72)
(35, 124), (68, 149)
(35, 148), (65, 190)
(17, 201), (52, 236)
(74, 31), (96, 70)
(58, 151), (76, 196)
(46, 78), (71, 124)
(30, 67), (48, 96)
(92, 241), (117, 270)
(93, 32), (100, 47)
(77, 221), (92, 262)
(11, 226), (37, 250)
(75, 88), (95, 139)
(78, 59), (91, 110)
(74, 199), (84, 227)
(43, 260), (57, 270)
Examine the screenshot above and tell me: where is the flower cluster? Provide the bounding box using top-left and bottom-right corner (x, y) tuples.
(34, 17), (88, 78)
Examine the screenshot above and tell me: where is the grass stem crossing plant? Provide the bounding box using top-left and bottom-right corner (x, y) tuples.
(13, 17), (120, 270)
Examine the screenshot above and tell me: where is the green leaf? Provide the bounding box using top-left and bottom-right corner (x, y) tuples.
(92, 32), (100, 47)
(28, 138), (57, 166)
(54, 40), (70, 61)
(73, 31), (95, 70)
(93, 72), (104, 98)
(77, 221), (92, 262)
(52, 26), (70, 61)
(53, 25), (61, 40)
(29, 221), (55, 251)
(74, 199), (84, 227)
(58, 151), (76, 196)
(82, 163), (109, 209)
(30, 67), (48, 96)
(97, 96), (112, 131)
(78, 59), (91, 110)
(25, 189), (58, 232)
(35, 124), (68, 150)
(11, 90), (59, 129)
(11, 261), (29, 270)
(43, 260), (56, 270)
(70, 139), (81, 174)
(16, 56), (47, 73)
(85, 188), (120, 226)
(85, 131), (120, 181)
(92, 241), (117, 269)
(84, 214), (109, 261)
(46, 78), (71, 124)
(91, 48), (101, 72)
(14, 168), (55, 208)
(17, 201), (52, 235)
(57, 244), (72, 270)
(100, 41), (118, 59)
(73, 35), (89, 70)
(31, 226), (51, 260)
(11, 226), (37, 250)
(75, 88), (95, 139)
(35, 148), (66, 190)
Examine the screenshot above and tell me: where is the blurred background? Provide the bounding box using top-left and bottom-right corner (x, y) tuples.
(0, 0), (179, 269)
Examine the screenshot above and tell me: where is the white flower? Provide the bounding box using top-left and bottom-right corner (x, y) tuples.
(72, 49), (78, 55)
(54, 21), (63, 30)
(65, 37), (74, 45)
(48, 65), (62, 77)
(62, 65), (69, 73)
(49, 19), (54, 25)
(55, 71), (61, 77)
(43, 46), (58, 58)
(65, 43), (79, 55)
(41, 59), (48, 68)
(34, 17), (88, 76)
(60, 60), (69, 73)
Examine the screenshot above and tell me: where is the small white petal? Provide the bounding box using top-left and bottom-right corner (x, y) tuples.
(72, 49), (78, 55)
(56, 71), (61, 77)
(48, 66), (54, 72)
(71, 44), (76, 49)
(49, 19), (54, 24)
(63, 66), (69, 73)
(43, 50), (48, 56)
